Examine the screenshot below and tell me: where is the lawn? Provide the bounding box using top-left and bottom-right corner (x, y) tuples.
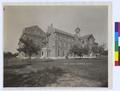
(4, 57), (108, 87)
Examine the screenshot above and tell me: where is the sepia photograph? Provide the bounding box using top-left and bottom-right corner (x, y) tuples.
(3, 3), (110, 87)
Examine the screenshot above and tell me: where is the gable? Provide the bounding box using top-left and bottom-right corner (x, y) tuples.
(23, 25), (46, 37)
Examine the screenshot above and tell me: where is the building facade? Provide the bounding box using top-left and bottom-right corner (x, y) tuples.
(41, 24), (97, 58)
(18, 25), (97, 58)
(42, 24), (74, 58)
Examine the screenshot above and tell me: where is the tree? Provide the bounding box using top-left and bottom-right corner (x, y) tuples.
(69, 45), (82, 56)
(81, 47), (89, 56)
(69, 44), (89, 57)
(13, 52), (19, 57)
(102, 50), (108, 56)
(98, 44), (105, 56)
(17, 38), (40, 60)
(91, 46), (99, 54)
(91, 44), (105, 57)
(4, 52), (13, 58)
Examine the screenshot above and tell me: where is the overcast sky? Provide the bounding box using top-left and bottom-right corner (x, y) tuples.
(4, 5), (108, 53)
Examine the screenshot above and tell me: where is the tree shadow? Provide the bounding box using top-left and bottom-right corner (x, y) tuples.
(4, 66), (65, 87)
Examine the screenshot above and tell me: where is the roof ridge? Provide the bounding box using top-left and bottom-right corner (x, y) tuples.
(79, 34), (94, 39)
(54, 27), (74, 37)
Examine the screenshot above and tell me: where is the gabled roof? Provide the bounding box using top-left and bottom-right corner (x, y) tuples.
(47, 25), (74, 38)
(19, 25), (46, 48)
(54, 28), (74, 38)
(23, 25), (46, 37)
(79, 34), (95, 40)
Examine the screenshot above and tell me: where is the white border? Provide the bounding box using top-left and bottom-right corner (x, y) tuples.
(1, 2), (112, 91)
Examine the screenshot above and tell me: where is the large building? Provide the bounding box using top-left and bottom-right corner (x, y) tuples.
(18, 24), (98, 58)
(18, 25), (46, 57)
(41, 24), (75, 58)
(41, 24), (97, 58)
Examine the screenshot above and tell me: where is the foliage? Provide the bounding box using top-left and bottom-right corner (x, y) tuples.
(69, 44), (89, 56)
(91, 46), (99, 54)
(92, 44), (107, 56)
(4, 52), (13, 58)
(102, 50), (108, 55)
(13, 53), (19, 57)
(69, 45), (80, 56)
(98, 45), (105, 55)
(83, 48), (89, 55)
(17, 38), (40, 58)
(4, 52), (19, 58)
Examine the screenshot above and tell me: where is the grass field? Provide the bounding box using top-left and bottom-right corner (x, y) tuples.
(4, 57), (108, 87)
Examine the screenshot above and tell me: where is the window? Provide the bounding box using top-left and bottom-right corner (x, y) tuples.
(41, 51), (43, 56)
(63, 50), (64, 56)
(58, 48), (59, 56)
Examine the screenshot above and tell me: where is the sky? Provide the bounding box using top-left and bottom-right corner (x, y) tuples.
(4, 5), (108, 53)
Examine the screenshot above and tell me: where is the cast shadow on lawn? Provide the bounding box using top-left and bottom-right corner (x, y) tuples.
(4, 64), (27, 69)
(4, 66), (65, 87)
